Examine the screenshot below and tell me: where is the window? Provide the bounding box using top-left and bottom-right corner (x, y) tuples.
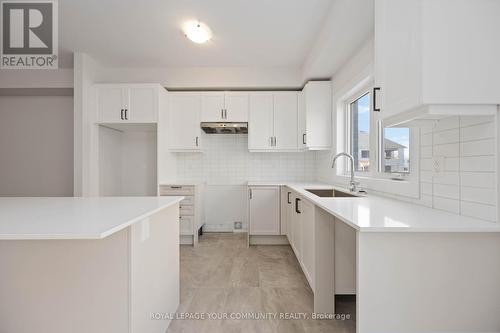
(348, 92), (370, 172)
(382, 127), (410, 173)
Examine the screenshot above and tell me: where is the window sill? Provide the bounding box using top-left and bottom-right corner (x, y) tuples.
(333, 174), (419, 199)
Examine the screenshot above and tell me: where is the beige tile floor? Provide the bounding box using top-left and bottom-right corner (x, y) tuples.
(167, 233), (356, 333)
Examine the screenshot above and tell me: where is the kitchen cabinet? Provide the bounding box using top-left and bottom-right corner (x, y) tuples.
(300, 198), (315, 289)
(159, 183), (205, 245)
(291, 193), (302, 258)
(248, 186), (280, 235)
(167, 93), (202, 151)
(201, 92), (248, 122)
(96, 84), (159, 123)
(280, 186), (292, 236)
(248, 93), (274, 150)
(375, 0), (500, 124)
(298, 81), (332, 150)
(248, 92), (298, 151)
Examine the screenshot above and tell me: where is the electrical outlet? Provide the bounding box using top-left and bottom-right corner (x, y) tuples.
(234, 221), (242, 230)
(432, 156), (444, 175)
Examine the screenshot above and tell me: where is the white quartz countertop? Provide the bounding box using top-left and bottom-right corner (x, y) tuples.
(248, 182), (500, 232)
(0, 196), (183, 240)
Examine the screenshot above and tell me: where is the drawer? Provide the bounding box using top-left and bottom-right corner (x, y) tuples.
(180, 216), (193, 235)
(180, 196), (194, 206)
(160, 185), (195, 196)
(180, 205), (194, 216)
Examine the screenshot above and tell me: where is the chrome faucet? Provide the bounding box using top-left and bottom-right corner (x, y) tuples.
(331, 152), (359, 193)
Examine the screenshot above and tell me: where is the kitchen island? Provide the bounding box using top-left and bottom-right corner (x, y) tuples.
(0, 196), (183, 333)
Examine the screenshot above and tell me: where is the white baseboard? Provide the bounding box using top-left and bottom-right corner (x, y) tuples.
(249, 235), (289, 245)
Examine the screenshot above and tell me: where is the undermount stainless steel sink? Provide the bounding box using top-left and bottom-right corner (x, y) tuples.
(305, 189), (358, 198)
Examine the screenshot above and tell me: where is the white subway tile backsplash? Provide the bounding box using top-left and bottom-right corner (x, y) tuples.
(433, 197), (460, 214)
(460, 115), (494, 128)
(460, 139), (495, 157)
(460, 172), (495, 189)
(434, 116), (459, 132)
(433, 128), (459, 145)
(460, 122), (495, 142)
(433, 183), (460, 200)
(461, 201), (496, 222)
(461, 156), (495, 172)
(433, 172), (459, 186)
(421, 132), (433, 146)
(178, 134), (316, 184)
(461, 187), (497, 205)
(433, 143), (459, 157)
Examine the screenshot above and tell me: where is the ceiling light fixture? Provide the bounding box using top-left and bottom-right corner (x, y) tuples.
(183, 20), (212, 44)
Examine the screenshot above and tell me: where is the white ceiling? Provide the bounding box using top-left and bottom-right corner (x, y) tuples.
(59, 0), (334, 69)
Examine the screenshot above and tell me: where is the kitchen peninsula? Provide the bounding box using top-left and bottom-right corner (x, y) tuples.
(0, 196), (183, 333)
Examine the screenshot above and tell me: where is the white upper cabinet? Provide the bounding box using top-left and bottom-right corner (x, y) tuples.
(224, 93), (249, 122)
(299, 81), (332, 150)
(201, 92), (248, 122)
(200, 93), (225, 122)
(167, 93), (202, 151)
(248, 93), (274, 150)
(97, 84), (159, 123)
(248, 91), (298, 152)
(273, 92), (298, 151)
(375, 0), (500, 124)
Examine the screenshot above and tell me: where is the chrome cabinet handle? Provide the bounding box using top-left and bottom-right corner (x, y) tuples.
(124, 109), (128, 120)
(302, 133), (306, 145)
(287, 192), (291, 204)
(120, 109), (124, 120)
(195, 136), (199, 147)
(221, 109), (224, 119)
(249, 188), (252, 199)
(270, 137), (273, 147)
(274, 136), (277, 147)
(170, 186), (182, 189)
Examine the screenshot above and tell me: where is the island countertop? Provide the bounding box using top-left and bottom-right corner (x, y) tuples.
(0, 196), (184, 240)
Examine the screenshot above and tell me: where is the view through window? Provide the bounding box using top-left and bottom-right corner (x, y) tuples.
(383, 127), (410, 173)
(349, 92), (370, 172)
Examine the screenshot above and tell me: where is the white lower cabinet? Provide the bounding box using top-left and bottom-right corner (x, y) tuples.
(289, 189), (315, 291)
(248, 186), (280, 235)
(159, 184), (204, 245)
(300, 198), (315, 290)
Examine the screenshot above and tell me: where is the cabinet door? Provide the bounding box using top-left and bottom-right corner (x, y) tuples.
(127, 86), (158, 122)
(98, 86), (126, 122)
(375, 0), (421, 118)
(248, 186), (280, 235)
(201, 93), (225, 122)
(303, 81), (332, 149)
(280, 187), (290, 236)
(301, 198), (315, 289)
(224, 93), (248, 122)
(292, 196), (302, 258)
(168, 94), (202, 150)
(297, 92), (307, 150)
(248, 94), (274, 150)
(274, 92), (298, 151)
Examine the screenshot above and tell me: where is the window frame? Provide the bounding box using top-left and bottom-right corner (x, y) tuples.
(335, 81), (420, 197)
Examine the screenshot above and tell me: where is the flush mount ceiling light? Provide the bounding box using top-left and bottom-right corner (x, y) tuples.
(183, 20), (212, 44)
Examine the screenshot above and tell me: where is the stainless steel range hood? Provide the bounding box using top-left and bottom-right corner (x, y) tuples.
(201, 122), (248, 134)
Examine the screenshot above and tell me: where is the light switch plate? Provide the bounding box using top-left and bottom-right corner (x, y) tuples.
(432, 156), (445, 175)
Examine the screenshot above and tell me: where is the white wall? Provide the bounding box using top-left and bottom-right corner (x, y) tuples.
(176, 134), (316, 231)
(0, 95), (74, 196)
